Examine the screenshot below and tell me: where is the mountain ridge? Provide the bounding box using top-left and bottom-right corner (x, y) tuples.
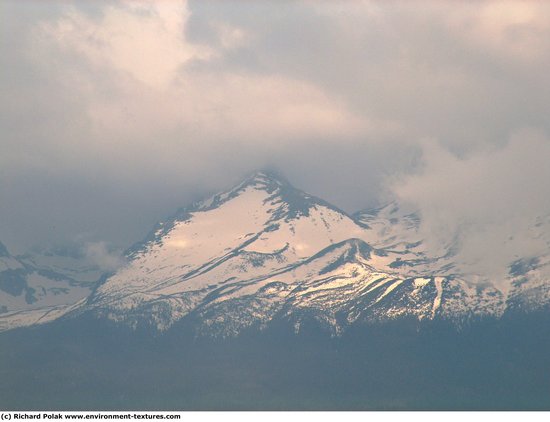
(0, 171), (548, 335)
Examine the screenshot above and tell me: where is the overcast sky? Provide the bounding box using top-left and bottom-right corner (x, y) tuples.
(2, 1), (550, 278)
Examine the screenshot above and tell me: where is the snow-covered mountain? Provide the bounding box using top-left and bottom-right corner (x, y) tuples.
(1, 171), (549, 335)
(0, 241), (98, 330)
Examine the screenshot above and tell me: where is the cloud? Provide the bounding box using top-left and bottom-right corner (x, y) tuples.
(83, 241), (126, 272)
(391, 130), (550, 283)
(38, 1), (212, 89)
(31, 0), (376, 148)
(1, 0), (390, 196)
(196, 0), (550, 151)
(445, 1), (550, 62)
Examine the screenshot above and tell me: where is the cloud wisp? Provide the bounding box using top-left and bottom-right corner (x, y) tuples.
(391, 130), (550, 283)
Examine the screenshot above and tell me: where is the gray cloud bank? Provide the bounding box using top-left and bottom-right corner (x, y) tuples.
(2, 1), (550, 282)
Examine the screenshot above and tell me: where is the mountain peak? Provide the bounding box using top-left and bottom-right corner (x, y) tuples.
(236, 169), (290, 193)
(190, 170), (291, 214)
(231, 170), (353, 223)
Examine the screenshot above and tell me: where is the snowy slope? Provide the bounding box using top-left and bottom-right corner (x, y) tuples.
(83, 172), (382, 330)
(355, 202), (459, 276)
(0, 241), (95, 321)
(356, 203), (550, 315)
(504, 214), (550, 311)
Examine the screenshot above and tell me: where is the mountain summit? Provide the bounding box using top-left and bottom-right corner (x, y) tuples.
(1, 172), (548, 334)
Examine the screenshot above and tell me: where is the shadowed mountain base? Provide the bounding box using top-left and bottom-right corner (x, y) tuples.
(1, 312), (550, 410)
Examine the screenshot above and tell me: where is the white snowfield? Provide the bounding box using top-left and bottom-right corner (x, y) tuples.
(0, 172), (547, 334)
(0, 299), (86, 332)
